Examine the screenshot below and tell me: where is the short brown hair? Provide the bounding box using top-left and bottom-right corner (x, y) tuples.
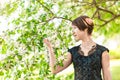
(72, 15), (94, 35)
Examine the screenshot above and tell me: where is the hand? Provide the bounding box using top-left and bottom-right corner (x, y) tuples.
(43, 38), (52, 48)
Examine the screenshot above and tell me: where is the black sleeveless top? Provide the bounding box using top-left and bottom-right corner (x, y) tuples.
(68, 44), (109, 80)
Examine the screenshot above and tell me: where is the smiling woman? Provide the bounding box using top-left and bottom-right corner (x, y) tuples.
(43, 15), (112, 80)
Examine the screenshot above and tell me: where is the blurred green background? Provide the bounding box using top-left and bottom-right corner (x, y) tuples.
(0, 0), (120, 80)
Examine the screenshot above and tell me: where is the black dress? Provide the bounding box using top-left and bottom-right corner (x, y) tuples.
(68, 44), (109, 80)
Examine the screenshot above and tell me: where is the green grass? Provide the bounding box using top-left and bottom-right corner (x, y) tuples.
(111, 65), (120, 80)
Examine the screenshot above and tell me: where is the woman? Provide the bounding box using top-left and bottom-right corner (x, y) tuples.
(43, 15), (112, 80)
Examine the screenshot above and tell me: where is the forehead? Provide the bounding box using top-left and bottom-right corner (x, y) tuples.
(71, 24), (77, 28)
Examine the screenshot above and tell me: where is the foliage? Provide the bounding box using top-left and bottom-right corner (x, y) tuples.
(110, 45), (120, 59)
(0, 0), (120, 79)
(111, 65), (120, 80)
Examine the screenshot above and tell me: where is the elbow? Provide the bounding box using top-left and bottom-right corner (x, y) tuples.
(51, 70), (57, 74)
(51, 69), (58, 74)
(50, 66), (60, 74)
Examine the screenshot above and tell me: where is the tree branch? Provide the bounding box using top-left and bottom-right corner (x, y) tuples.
(99, 18), (107, 22)
(93, 0), (114, 15)
(100, 14), (120, 26)
(91, 9), (98, 19)
(92, 0), (120, 27)
(36, 0), (54, 16)
(39, 16), (72, 25)
(97, 7), (114, 15)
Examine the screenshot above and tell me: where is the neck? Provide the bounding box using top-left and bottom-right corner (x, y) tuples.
(81, 35), (95, 47)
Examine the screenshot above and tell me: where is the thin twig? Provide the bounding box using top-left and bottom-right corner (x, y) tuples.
(97, 7), (114, 15)
(36, 0), (54, 16)
(100, 14), (120, 26)
(93, 0), (114, 15)
(91, 9), (98, 19)
(40, 16), (72, 25)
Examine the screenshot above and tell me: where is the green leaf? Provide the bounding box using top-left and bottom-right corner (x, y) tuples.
(0, 71), (4, 76)
(1, 43), (7, 54)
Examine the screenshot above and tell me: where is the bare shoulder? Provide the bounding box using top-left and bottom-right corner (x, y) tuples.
(64, 52), (72, 61)
(102, 50), (110, 65)
(102, 50), (110, 59)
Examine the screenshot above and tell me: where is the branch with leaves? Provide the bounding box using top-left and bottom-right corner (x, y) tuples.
(92, 0), (120, 26)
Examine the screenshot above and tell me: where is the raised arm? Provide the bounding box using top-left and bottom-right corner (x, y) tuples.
(43, 38), (72, 74)
(102, 51), (112, 80)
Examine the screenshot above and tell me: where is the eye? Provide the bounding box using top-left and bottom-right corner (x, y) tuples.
(72, 25), (77, 29)
(74, 26), (77, 29)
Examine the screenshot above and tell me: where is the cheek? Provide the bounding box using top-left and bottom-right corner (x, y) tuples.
(77, 30), (84, 35)
(76, 29), (81, 34)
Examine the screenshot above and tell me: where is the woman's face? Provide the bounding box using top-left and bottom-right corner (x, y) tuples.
(72, 25), (85, 41)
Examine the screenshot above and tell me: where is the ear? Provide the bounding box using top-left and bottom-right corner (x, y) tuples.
(84, 28), (88, 32)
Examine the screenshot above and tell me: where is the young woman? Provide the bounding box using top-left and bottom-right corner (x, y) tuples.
(43, 15), (112, 80)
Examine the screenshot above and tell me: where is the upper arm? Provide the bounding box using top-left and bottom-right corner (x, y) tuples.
(53, 52), (72, 74)
(102, 51), (110, 68)
(62, 52), (72, 67)
(102, 50), (112, 80)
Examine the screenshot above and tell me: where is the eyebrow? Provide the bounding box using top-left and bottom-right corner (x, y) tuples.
(72, 25), (77, 28)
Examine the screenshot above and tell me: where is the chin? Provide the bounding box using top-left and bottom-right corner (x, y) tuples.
(75, 38), (80, 42)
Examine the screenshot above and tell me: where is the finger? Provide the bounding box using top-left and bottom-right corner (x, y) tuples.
(43, 38), (47, 42)
(43, 38), (49, 44)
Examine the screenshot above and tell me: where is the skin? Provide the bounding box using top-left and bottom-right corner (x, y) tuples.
(43, 24), (112, 80)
